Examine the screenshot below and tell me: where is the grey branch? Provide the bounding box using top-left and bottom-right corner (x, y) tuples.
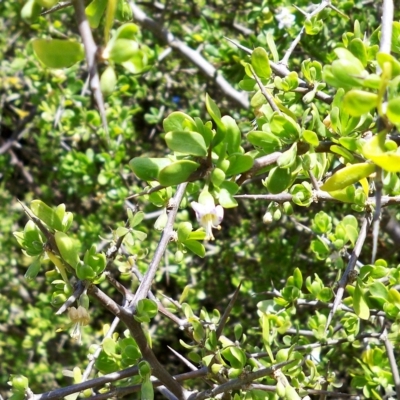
(132, 183), (188, 306)
(29, 365), (139, 400)
(381, 328), (400, 398)
(72, 0), (108, 134)
(127, 1), (249, 109)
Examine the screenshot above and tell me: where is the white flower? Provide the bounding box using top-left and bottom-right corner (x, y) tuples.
(191, 201), (224, 241)
(275, 8), (295, 29)
(68, 306), (90, 344)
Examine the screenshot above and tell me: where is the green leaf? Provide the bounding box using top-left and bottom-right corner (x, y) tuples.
(363, 132), (400, 172)
(387, 98), (400, 124)
(221, 116), (241, 154)
(54, 232), (81, 269)
(348, 38), (368, 67)
(343, 90), (378, 116)
(21, 0), (41, 23)
(113, 23), (139, 39)
(369, 281), (389, 304)
(247, 131), (281, 152)
(377, 52), (400, 77)
(177, 222), (192, 242)
(210, 168), (226, 187)
(251, 47), (271, 79)
(76, 263), (96, 280)
(302, 130), (319, 146)
(388, 288), (400, 309)
(320, 163), (375, 192)
(136, 299), (158, 320)
(266, 32), (279, 63)
(225, 154), (253, 176)
(158, 160), (200, 186)
(291, 182), (313, 206)
(164, 131), (207, 156)
(32, 39), (84, 69)
(129, 157), (172, 181)
(277, 143), (297, 169)
(104, 0), (117, 42)
(100, 65), (117, 97)
(265, 167), (294, 194)
(30, 200), (64, 231)
(205, 94), (223, 129)
(102, 337), (117, 356)
(163, 112), (196, 132)
(330, 145), (355, 163)
(219, 181), (239, 208)
(305, 17), (323, 35)
(141, 378), (154, 400)
(24, 257), (41, 281)
(293, 268), (303, 290)
(310, 238), (330, 260)
(183, 240), (205, 257)
(108, 39), (139, 63)
(270, 113), (300, 143)
(353, 280), (370, 320)
(85, 0), (108, 28)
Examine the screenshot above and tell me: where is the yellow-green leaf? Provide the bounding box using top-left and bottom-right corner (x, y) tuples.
(320, 163), (375, 192)
(353, 281), (370, 320)
(251, 47), (271, 79)
(32, 39), (84, 69)
(343, 90), (378, 116)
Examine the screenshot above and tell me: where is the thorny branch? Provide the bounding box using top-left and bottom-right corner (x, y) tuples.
(72, 0), (108, 134)
(128, 1), (249, 109)
(132, 183), (188, 307)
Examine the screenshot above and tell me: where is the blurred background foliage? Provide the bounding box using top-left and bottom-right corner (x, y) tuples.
(0, 0), (398, 398)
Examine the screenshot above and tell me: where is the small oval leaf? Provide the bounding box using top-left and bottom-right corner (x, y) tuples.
(164, 131), (207, 156)
(158, 160), (200, 186)
(32, 39), (84, 69)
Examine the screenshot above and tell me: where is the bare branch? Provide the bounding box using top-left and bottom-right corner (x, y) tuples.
(216, 282), (242, 339)
(127, 1), (249, 109)
(380, 0), (394, 54)
(250, 67), (280, 112)
(381, 328), (400, 398)
(84, 368), (208, 400)
(30, 365), (138, 400)
(132, 183), (188, 306)
(40, 1), (72, 16)
(72, 0), (108, 134)
(87, 285), (188, 399)
(55, 280), (85, 315)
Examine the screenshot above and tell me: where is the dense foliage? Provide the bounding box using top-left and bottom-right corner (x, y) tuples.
(1, 0), (400, 399)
